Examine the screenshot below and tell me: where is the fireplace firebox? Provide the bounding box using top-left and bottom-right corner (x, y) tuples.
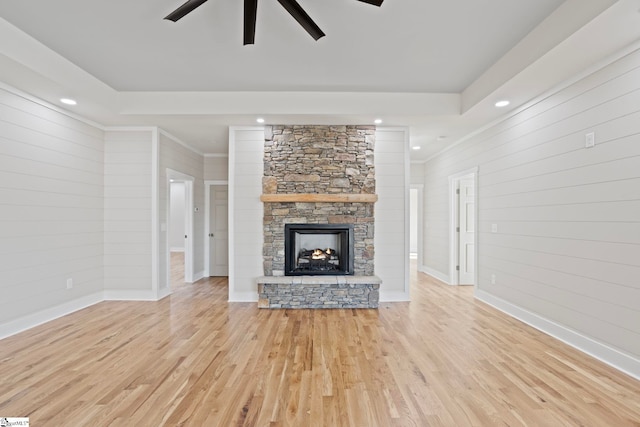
(284, 224), (354, 276)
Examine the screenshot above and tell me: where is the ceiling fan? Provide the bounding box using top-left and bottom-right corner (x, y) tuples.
(164, 0), (384, 45)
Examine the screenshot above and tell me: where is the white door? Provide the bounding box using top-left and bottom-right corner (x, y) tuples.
(458, 178), (475, 285)
(209, 186), (229, 276)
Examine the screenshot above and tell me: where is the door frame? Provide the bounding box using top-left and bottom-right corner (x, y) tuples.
(448, 167), (478, 287)
(205, 180), (229, 276)
(166, 169), (194, 287)
(409, 184), (424, 267)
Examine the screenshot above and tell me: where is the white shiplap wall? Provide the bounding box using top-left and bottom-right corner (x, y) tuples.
(229, 127), (264, 302)
(104, 130), (153, 299)
(375, 128), (410, 301)
(422, 48), (640, 378)
(0, 87), (104, 337)
(158, 132), (205, 288)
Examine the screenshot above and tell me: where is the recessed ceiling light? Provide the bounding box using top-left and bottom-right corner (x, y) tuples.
(436, 136), (447, 141)
(374, 119), (382, 124)
(495, 100), (510, 108)
(256, 118), (265, 123)
(412, 146), (421, 150)
(60, 98), (77, 105)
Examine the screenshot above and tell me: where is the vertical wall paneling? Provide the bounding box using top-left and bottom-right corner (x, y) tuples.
(375, 127), (410, 301)
(422, 48), (640, 378)
(228, 127), (264, 302)
(0, 87), (105, 338)
(104, 129), (154, 300)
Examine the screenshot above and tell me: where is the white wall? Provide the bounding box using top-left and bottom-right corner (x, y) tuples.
(375, 128), (410, 301)
(422, 48), (640, 378)
(0, 87), (105, 337)
(410, 162), (424, 185)
(228, 127), (264, 301)
(104, 130), (153, 298)
(204, 155), (228, 181)
(169, 182), (185, 251)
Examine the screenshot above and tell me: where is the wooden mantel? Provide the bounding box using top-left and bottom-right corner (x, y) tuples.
(260, 194), (378, 203)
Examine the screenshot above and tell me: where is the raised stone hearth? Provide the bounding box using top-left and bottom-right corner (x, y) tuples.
(257, 276), (381, 309)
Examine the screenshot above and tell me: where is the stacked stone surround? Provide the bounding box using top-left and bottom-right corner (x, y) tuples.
(260, 125), (380, 309)
(263, 202), (374, 276)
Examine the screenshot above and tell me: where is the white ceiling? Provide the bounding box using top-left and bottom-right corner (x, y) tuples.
(1, 0), (639, 160)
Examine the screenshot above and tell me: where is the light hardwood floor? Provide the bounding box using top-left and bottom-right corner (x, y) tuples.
(0, 259), (639, 426)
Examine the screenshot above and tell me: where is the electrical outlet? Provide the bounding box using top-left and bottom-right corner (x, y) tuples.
(66, 278), (73, 289)
(491, 223), (498, 233)
(585, 132), (595, 148)
(491, 274), (496, 285)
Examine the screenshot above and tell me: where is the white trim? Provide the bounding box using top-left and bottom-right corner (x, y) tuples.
(204, 182), (211, 277)
(448, 167), (478, 286)
(420, 266), (451, 285)
(379, 291), (411, 302)
(0, 292), (103, 340)
(0, 82), (106, 130)
(204, 153), (229, 158)
(170, 247), (185, 253)
(227, 129), (236, 301)
(151, 128), (160, 297)
(475, 290), (640, 381)
(104, 125), (158, 132)
(410, 184), (424, 270)
(228, 291), (259, 302)
(156, 287), (172, 301)
(403, 128), (411, 299)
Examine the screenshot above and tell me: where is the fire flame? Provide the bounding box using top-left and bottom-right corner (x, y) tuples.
(311, 249), (326, 260)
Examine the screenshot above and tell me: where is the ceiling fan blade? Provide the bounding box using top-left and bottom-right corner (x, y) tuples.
(164, 0), (209, 22)
(356, 0), (384, 6)
(244, 0), (258, 45)
(277, 0), (325, 41)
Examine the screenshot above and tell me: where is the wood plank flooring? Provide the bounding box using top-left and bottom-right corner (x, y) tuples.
(0, 260), (639, 426)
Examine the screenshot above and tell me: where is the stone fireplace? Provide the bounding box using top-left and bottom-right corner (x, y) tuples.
(257, 125), (381, 308)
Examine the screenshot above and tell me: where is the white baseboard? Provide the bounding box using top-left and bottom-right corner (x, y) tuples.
(0, 292), (104, 340)
(192, 270), (206, 283)
(475, 289), (640, 381)
(379, 290), (410, 302)
(157, 287), (172, 300)
(229, 291), (258, 302)
(420, 265), (451, 285)
(103, 289), (158, 301)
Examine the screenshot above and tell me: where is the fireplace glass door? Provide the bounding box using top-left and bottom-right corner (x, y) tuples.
(285, 224), (354, 276)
